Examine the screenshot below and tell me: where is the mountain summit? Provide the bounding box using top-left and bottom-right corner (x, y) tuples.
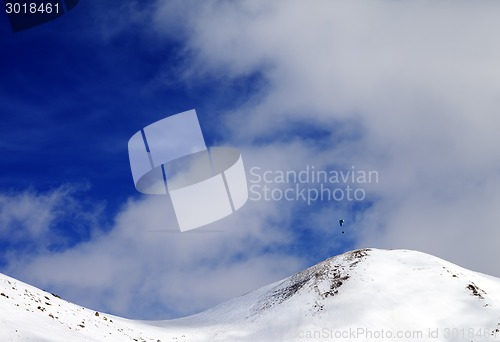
(1, 248), (500, 341)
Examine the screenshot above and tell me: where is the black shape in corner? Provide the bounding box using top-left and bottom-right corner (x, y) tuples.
(6, 0), (80, 33)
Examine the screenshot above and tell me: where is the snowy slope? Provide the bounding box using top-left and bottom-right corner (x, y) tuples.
(1, 249), (500, 341)
(0, 270), (194, 342)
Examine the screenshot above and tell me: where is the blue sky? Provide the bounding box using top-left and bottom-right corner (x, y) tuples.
(1, 0), (500, 320)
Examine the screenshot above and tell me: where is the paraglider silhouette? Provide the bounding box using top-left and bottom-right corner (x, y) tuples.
(339, 219), (345, 233)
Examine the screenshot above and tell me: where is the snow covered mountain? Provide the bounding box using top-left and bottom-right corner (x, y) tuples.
(1, 248), (500, 341)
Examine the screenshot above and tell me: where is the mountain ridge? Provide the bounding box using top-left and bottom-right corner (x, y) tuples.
(1, 248), (500, 341)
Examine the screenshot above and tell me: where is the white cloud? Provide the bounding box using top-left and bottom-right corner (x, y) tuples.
(0, 185), (100, 250)
(3, 190), (304, 319)
(0, 190), (56, 240)
(153, 0), (500, 277)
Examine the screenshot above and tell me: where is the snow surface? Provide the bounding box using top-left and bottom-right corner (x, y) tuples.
(1, 248), (500, 341)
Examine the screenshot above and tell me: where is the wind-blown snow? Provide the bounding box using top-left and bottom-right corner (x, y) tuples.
(1, 249), (499, 341)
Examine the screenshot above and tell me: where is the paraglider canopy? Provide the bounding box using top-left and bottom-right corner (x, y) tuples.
(339, 219), (345, 234)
